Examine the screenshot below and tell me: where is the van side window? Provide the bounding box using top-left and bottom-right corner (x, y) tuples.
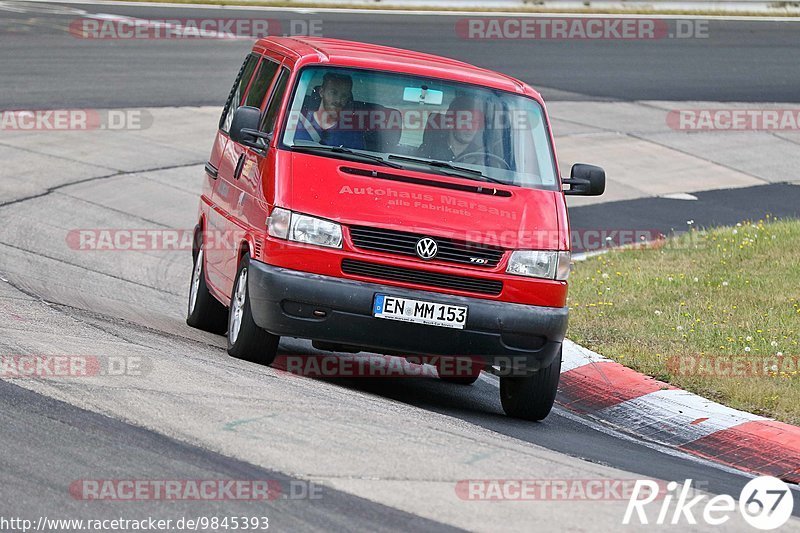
(219, 54), (258, 133)
(260, 68), (290, 134)
(245, 59), (280, 108)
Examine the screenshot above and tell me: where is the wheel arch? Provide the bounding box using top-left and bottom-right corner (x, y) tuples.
(192, 216), (206, 260)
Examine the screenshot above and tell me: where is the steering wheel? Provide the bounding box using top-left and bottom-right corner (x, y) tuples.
(454, 151), (510, 170)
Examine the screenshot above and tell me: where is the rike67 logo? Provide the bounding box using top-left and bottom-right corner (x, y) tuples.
(624, 477), (794, 529)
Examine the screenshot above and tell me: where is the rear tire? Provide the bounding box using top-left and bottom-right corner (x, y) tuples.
(227, 253), (279, 365)
(186, 245), (227, 334)
(436, 356), (483, 385)
(499, 348), (562, 421)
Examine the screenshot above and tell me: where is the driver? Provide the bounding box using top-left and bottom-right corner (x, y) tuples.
(418, 95), (484, 161)
(294, 72), (366, 150)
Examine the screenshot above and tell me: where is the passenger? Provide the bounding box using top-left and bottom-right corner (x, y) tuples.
(418, 95), (484, 161)
(294, 72), (366, 150)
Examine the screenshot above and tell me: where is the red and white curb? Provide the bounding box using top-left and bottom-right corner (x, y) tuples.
(559, 340), (800, 484)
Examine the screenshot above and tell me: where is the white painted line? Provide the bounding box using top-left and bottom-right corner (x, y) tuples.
(561, 338), (611, 372)
(660, 192), (699, 200)
(481, 371), (771, 480)
(597, 388), (767, 446)
(0, 0), (87, 13)
(554, 405), (767, 479)
(570, 248), (610, 262)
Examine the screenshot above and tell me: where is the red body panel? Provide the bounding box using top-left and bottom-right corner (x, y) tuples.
(287, 153), (560, 247)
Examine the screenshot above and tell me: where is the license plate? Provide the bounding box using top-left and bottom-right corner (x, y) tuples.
(373, 294), (468, 329)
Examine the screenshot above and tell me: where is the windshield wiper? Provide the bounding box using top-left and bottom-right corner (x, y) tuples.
(291, 145), (404, 169)
(387, 154), (507, 185)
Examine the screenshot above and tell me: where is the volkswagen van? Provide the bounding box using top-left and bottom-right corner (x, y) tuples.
(187, 37), (605, 420)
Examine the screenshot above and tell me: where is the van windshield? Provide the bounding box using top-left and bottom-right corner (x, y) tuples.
(279, 66), (559, 191)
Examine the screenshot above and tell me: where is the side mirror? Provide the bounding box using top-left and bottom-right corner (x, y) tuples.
(230, 106), (271, 150)
(563, 163), (606, 196)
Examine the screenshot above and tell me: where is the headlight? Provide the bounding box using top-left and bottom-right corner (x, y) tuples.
(506, 250), (571, 281)
(267, 208), (342, 249)
(290, 213), (342, 248)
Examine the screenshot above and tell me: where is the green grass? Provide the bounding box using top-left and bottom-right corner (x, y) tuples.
(567, 217), (800, 425)
(119, 0), (800, 17)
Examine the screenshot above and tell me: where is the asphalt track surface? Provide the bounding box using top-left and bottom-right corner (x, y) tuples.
(0, 379), (459, 532)
(1, 2), (800, 531)
(1, 3), (800, 108)
(568, 183), (800, 252)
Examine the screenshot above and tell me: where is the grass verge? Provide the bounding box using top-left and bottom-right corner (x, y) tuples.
(567, 217), (800, 425)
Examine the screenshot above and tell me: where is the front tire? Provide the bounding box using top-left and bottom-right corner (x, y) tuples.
(186, 246), (227, 334)
(227, 253), (279, 365)
(499, 348), (562, 421)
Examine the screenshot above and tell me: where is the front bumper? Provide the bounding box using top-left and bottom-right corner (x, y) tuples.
(248, 260), (568, 369)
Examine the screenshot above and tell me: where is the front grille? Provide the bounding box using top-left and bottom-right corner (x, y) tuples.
(341, 259), (503, 296)
(349, 226), (504, 267)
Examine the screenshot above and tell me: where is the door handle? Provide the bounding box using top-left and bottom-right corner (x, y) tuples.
(233, 154), (246, 181)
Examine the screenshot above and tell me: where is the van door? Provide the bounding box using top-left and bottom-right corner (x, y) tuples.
(212, 54), (283, 298)
(239, 65), (292, 261)
(204, 53), (260, 298)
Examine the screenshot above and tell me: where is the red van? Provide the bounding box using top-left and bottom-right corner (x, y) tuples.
(187, 37), (604, 420)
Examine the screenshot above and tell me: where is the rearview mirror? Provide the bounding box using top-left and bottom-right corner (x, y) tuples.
(403, 86), (444, 105)
(563, 163), (606, 196)
(230, 106), (271, 150)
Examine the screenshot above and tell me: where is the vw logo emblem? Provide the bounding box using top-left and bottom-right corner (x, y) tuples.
(416, 237), (438, 260)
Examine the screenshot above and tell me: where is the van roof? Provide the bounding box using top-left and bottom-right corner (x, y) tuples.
(254, 37), (540, 98)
